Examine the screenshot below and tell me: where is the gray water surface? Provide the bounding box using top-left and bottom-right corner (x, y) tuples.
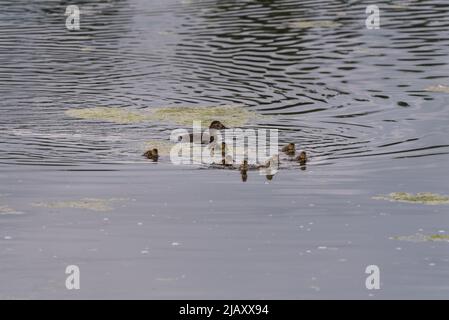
(0, 0), (448, 299)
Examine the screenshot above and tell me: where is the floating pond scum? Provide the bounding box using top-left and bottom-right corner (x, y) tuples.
(65, 107), (152, 124)
(391, 233), (449, 243)
(425, 85), (449, 94)
(0, 205), (23, 215)
(32, 198), (129, 212)
(65, 105), (260, 127)
(373, 192), (449, 205)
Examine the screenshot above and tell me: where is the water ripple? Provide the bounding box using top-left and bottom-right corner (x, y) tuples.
(1, 0), (449, 166)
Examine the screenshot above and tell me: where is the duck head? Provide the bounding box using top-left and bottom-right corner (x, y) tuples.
(209, 120), (227, 130)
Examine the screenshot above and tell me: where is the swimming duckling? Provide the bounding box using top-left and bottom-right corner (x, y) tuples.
(295, 150), (307, 166)
(239, 159), (249, 171)
(143, 148), (159, 161)
(281, 143), (295, 156)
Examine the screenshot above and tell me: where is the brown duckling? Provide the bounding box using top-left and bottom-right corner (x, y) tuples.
(239, 159), (249, 171)
(281, 143), (295, 156)
(295, 150), (307, 166)
(143, 148), (159, 161)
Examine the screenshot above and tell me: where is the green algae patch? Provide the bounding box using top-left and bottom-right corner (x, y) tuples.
(149, 105), (257, 127)
(425, 85), (449, 94)
(65, 107), (152, 124)
(373, 192), (449, 205)
(0, 205), (23, 215)
(65, 105), (259, 127)
(33, 198), (128, 212)
(288, 20), (341, 29)
(391, 233), (449, 243)
(428, 234), (449, 241)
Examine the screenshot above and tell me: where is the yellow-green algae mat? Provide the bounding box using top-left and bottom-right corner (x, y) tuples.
(0, 205), (23, 215)
(391, 233), (449, 243)
(65, 105), (259, 127)
(33, 198), (129, 212)
(373, 192), (449, 205)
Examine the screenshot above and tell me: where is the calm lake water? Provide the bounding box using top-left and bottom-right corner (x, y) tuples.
(0, 0), (448, 299)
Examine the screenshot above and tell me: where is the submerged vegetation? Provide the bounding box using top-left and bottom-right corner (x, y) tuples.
(33, 198), (128, 212)
(65, 105), (259, 127)
(373, 192), (449, 205)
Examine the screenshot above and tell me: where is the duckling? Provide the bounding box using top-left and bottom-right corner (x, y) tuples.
(143, 148), (159, 161)
(281, 143), (295, 156)
(239, 159), (249, 171)
(295, 150), (307, 166)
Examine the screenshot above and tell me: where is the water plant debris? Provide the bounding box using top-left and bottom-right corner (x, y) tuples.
(373, 192), (449, 205)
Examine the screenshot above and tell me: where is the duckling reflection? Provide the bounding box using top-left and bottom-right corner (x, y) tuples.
(143, 148), (159, 161)
(239, 160), (248, 182)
